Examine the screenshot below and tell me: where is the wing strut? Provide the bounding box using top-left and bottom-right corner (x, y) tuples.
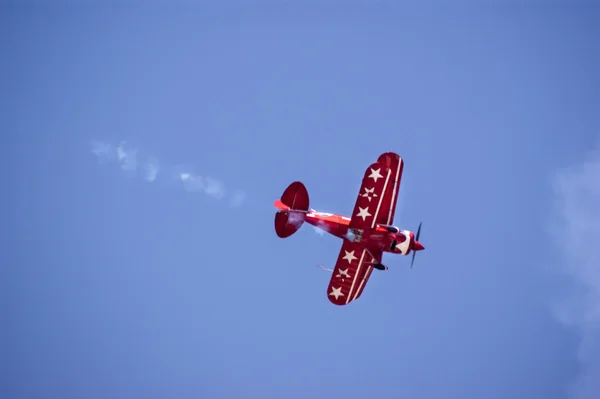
(363, 247), (388, 270)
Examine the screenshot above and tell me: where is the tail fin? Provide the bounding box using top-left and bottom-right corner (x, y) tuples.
(274, 181), (310, 238)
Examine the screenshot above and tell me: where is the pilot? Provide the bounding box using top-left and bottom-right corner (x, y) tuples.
(351, 228), (363, 242)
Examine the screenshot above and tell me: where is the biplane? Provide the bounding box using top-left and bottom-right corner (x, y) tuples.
(274, 152), (424, 306)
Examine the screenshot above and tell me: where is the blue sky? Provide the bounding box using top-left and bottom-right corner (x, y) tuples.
(3, 1), (599, 398)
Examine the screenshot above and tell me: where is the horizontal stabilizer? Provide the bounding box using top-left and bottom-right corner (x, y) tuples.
(274, 181), (310, 238)
(273, 199), (310, 213)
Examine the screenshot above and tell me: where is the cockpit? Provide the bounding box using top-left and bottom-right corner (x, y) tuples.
(345, 228), (364, 243)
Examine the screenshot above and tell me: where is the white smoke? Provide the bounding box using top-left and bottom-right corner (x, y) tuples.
(144, 156), (160, 182)
(313, 226), (325, 236)
(553, 142), (600, 399)
(90, 139), (244, 207)
(179, 172), (225, 199)
(202, 177), (225, 199)
(90, 140), (116, 163)
(287, 212), (305, 228)
(313, 219), (329, 236)
(116, 141), (137, 174)
(229, 190), (246, 208)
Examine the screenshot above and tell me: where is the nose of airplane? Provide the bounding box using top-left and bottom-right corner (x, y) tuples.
(413, 241), (424, 251)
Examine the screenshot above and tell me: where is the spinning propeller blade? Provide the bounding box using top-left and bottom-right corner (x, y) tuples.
(410, 222), (422, 268)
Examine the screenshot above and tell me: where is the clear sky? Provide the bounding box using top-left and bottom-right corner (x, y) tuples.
(3, 1), (599, 399)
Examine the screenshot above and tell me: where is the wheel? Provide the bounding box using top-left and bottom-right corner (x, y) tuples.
(373, 263), (387, 271)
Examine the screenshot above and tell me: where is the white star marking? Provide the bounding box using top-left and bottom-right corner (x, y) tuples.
(329, 287), (344, 300)
(336, 269), (351, 281)
(342, 250), (357, 263)
(361, 187), (378, 201)
(356, 206), (372, 221)
(368, 168), (383, 182)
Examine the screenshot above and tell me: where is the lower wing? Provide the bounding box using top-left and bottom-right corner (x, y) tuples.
(326, 241), (381, 305)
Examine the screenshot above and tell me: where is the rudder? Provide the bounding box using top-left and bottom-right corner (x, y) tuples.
(280, 181), (309, 211)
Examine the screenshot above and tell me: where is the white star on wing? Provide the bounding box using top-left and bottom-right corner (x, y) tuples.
(356, 206), (372, 221)
(336, 269), (351, 281)
(342, 250), (357, 263)
(368, 168), (383, 182)
(361, 187), (378, 201)
(329, 287), (344, 300)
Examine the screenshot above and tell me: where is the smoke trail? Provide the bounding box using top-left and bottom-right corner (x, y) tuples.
(90, 139), (244, 207)
(90, 140), (116, 164)
(313, 226), (326, 236)
(144, 156), (160, 182)
(287, 212), (304, 228)
(229, 190), (246, 208)
(313, 219), (328, 236)
(115, 141), (137, 175)
(178, 172), (225, 200)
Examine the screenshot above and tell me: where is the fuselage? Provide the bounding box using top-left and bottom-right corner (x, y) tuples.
(304, 209), (422, 256)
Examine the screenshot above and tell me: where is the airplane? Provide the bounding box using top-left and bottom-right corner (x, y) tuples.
(273, 152), (424, 306)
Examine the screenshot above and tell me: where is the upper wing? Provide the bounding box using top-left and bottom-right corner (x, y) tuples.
(326, 241), (381, 305)
(348, 161), (394, 230)
(325, 154), (403, 305)
(375, 152), (404, 226)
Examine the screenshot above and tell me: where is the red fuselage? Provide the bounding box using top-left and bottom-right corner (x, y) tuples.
(301, 209), (424, 256)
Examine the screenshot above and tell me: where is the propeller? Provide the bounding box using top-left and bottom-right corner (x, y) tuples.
(410, 222), (423, 268)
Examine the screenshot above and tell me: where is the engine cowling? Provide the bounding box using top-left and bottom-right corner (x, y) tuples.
(391, 230), (413, 255)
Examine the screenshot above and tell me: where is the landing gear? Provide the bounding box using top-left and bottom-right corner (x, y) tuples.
(363, 247), (388, 270)
(373, 263), (388, 271)
(390, 240), (397, 251)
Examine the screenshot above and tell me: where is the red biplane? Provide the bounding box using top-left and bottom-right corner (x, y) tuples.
(274, 152), (424, 306)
